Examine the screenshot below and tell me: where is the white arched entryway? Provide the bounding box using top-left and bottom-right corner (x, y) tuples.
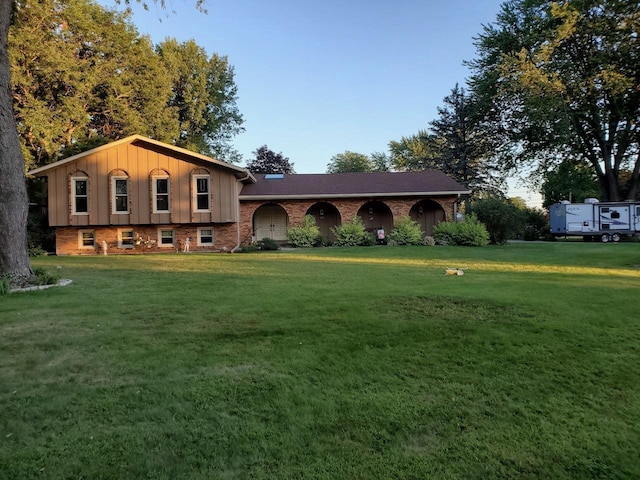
(253, 204), (289, 241)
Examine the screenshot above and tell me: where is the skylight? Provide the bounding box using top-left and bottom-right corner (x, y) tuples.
(264, 174), (285, 179)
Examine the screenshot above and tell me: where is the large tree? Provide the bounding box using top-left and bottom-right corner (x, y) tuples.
(389, 85), (504, 200)
(389, 130), (443, 171)
(429, 84), (504, 196)
(326, 151), (373, 173)
(246, 145), (295, 174)
(156, 38), (243, 162)
(0, 0), (30, 282)
(10, 0), (178, 170)
(469, 0), (640, 201)
(540, 158), (600, 207)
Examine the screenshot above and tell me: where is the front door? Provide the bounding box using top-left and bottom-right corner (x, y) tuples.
(253, 205), (288, 241)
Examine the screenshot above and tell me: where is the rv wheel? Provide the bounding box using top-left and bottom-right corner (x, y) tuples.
(600, 233), (610, 243)
(611, 233), (621, 242)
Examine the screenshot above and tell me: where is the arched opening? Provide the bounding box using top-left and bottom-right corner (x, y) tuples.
(253, 203), (289, 242)
(357, 201), (393, 237)
(410, 199), (445, 236)
(306, 202), (341, 242)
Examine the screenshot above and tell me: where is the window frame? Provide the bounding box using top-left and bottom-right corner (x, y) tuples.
(193, 174), (211, 213)
(71, 177), (89, 215)
(118, 229), (135, 248)
(78, 229), (95, 249)
(111, 176), (130, 214)
(157, 228), (175, 248)
(152, 175), (170, 213)
(197, 227), (214, 246)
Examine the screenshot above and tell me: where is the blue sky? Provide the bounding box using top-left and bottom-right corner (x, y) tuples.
(107, 0), (541, 206)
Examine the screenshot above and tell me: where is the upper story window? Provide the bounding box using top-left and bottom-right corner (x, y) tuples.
(152, 176), (170, 213)
(193, 174), (210, 212)
(72, 177), (89, 215)
(111, 175), (129, 214)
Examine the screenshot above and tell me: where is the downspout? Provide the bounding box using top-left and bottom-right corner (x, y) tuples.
(232, 171), (253, 252)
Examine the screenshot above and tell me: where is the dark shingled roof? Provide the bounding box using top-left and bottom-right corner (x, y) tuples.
(239, 171), (470, 199)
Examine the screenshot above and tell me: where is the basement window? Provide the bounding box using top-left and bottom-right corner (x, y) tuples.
(198, 227), (214, 246)
(78, 230), (95, 249)
(118, 229), (134, 248)
(158, 229), (174, 247)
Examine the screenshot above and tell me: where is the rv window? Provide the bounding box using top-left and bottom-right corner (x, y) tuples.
(601, 207), (610, 213)
(611, 211), (620, 219)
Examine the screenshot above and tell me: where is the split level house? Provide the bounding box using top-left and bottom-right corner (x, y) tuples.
(28, 135), (471, 255)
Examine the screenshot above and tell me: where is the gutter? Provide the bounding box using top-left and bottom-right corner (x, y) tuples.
(232, 170), (254, 253)
(239, 190), (472, 201)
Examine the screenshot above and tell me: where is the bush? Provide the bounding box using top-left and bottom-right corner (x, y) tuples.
(0, 277), (10, 296)
(522, 208), (548, 241)
(422, 235), (436, 246)
(239, 238), (280, 252)
(258, 237), (280, 251)
(469, 197), (525, 244)
(29, 246), (49, 257)
(433, 214), (489, 246)
(31, 267), (61, 286)
(388, 216), (424, 245)
(332, 217), (374, 247)
(287, 215), (322, 247)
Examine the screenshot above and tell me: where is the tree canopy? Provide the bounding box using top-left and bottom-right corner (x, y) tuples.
(156, 38), (243, 162)
(246, 145), (295, 174)
(327, 151), (371, 173)
(10, 0), (177, 169)
(540, 158), (600, 208)
(9, 0), (244, 169)
(389, 85), (504, 200)
(469, 0), (640, 201)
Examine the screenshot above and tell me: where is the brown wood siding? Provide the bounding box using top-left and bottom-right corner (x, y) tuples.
(41, 142), (240, 227)
(175, 158), (191, 224)
(213, 172), (236, 222)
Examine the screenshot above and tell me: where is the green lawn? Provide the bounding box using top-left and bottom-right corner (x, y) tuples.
(1, 243), (639, 479)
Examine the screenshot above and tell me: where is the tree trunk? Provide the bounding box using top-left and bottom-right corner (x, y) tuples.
(0, 1), (32, 282)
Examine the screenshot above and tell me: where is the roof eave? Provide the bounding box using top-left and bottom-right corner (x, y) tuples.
(239, 191), (471, 201)
(27, 134), (253, 179)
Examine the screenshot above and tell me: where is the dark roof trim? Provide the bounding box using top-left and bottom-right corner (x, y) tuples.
(240, 191), (470, 201)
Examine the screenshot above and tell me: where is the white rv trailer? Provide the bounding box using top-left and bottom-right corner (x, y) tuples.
(549, 199), (640, 242)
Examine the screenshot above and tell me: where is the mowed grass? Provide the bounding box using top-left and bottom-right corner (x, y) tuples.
(1, 243), (639, 479)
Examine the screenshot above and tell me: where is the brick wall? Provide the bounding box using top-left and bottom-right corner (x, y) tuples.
(238, 196), (458, 244)
(55, 196), (459, 254)
(55, 223), (238, 255)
